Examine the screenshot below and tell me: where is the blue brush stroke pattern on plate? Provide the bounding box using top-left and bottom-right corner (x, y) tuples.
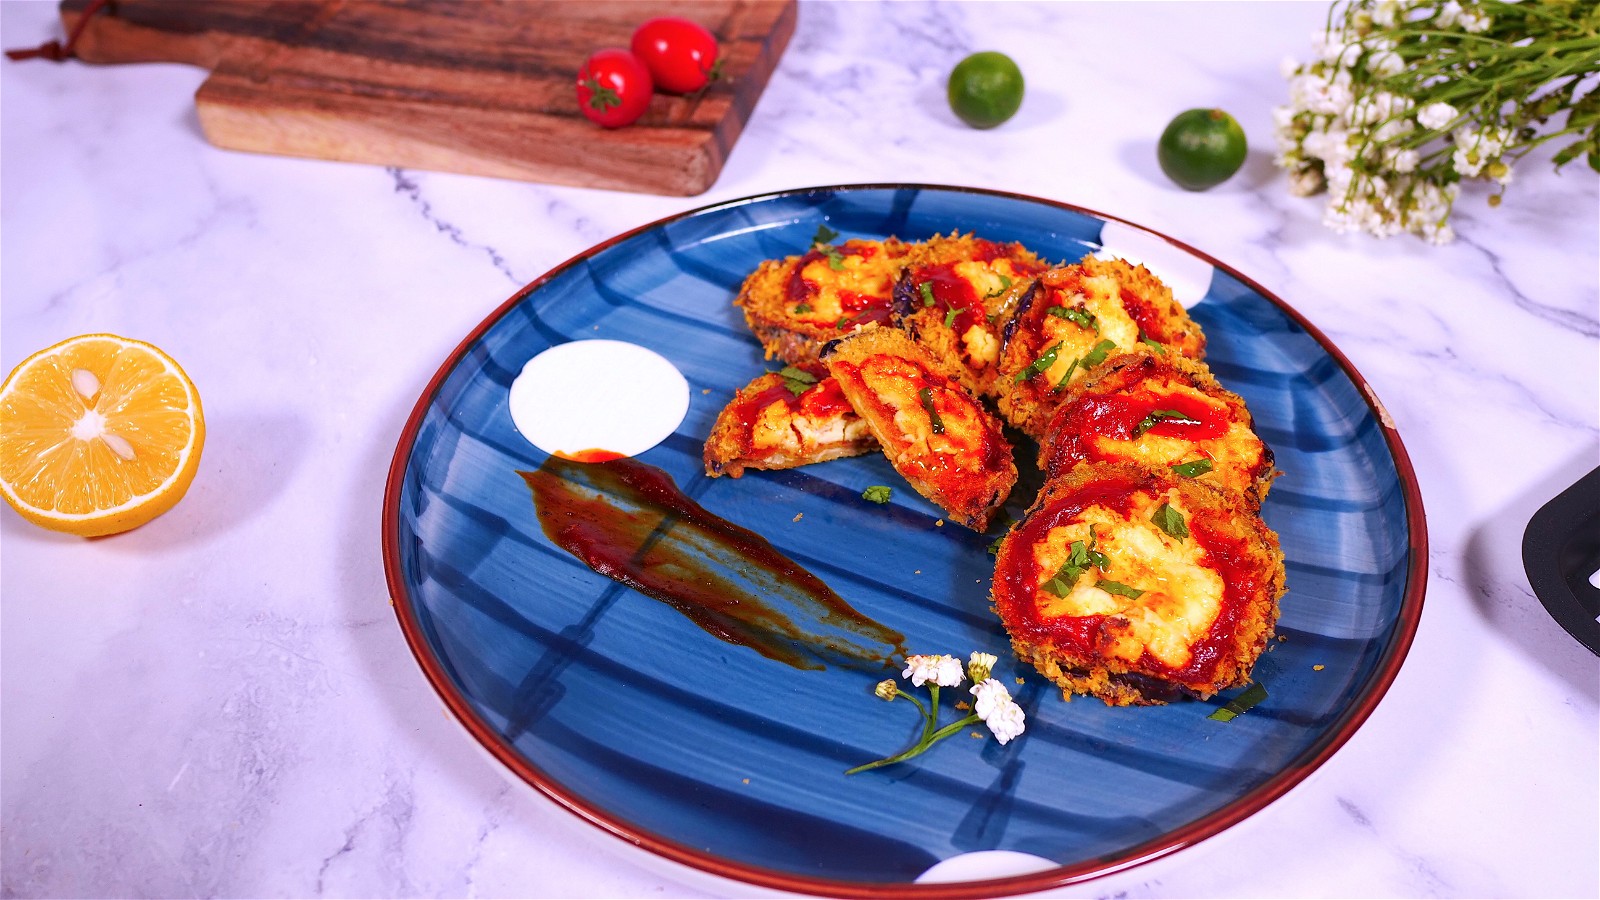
(384, 185), (1425, 897)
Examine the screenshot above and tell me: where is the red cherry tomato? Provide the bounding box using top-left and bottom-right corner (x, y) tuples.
(630, 17), (720, 95)
(575, 48), (653, 129)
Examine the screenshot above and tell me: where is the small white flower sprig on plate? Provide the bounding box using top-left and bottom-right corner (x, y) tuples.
(846, 652), (1026, 775)
(1274, 0), (1600, 243)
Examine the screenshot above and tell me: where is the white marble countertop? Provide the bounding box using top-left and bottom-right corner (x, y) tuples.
(3, 2), (1596, 898)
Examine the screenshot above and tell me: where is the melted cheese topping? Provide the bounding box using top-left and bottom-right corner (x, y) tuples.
(962, 323), (1001, 367)
(791, 251), (901, 322)
(746, 402), (867, 455)
(857, 358), (991, 468)
(954, 259), (1015, 299)
(1030, 490), (1224, 669)
(1083, 378), (1264, 493)
(1034, 274), (1145, 389)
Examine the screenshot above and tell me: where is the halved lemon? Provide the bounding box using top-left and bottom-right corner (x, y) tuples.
(0, 334), (204, 537)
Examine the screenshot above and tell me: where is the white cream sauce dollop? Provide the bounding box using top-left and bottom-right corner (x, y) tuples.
(507, 340), (689, 459)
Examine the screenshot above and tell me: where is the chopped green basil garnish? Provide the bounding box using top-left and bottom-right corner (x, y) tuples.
(1171, 457), (1214, 478)
(1054, 356), (1082, 390)
(943, 306), (961, 328)
(1096, 579), (1145, 599)
(811, 224), (845, 270)
(1139, 331), (1167, 355)
(1081, 338), (1116, 369)
(1132, 408), (1198, 438)
(1043, 528), (1110, 594)
(918, 387), (946, 434)
(1015, 342), (1062, 383)
(1208, 682), (1268, 722)
(777, 365), (819, 397)
(1151, 501), (1190, 539)
(919, 281), (936, 307)
(1041, 577), (1076, 598)
(794, 303), (812, 314)
(1048, 304), (1099, 333)
(862, 485), (893, 504)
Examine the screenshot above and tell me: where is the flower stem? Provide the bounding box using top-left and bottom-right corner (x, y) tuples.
(845, 712), (982, 775)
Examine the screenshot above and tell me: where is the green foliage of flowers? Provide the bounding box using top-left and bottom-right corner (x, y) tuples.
(1275, 0), (1600, 243)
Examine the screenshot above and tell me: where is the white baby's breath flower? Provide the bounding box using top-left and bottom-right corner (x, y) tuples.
(902, 654), (964, 688)
(1389, 147), (1421, 173)
(967, 652), (998, 683)
(1416, 101), (1459, 130)
(1277, 0), (1592, 243)
(1302, 125), (1355, 166)
(1366, 49), (1405, 78)
(1459, 7), (1492, 32)
(1279, 55), (1303, 79)
(1451, 127), (1488, 176)
(1312, 28), (1345, 62)
(969, 677), (1012, 720)
(970, 679), (1027, 745)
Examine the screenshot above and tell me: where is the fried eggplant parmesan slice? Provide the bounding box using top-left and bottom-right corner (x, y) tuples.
(890, 232), (1049, 396)
(734, 236), (913, 365)
(823, 326), (1016, 531)
(994, 256), (1207, 441)
(703, 364), (877, 478)
(991, 463), (1284, 706)
(1040, 349), (1275, 505)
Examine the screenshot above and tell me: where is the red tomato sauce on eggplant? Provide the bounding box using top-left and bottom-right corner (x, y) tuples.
(912, 262), (986, 336)
(784, 245), (895, 327)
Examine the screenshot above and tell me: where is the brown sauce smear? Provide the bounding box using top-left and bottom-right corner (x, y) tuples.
(520, 455), (906, 671)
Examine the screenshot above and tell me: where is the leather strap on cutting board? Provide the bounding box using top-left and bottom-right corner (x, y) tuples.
(50, 0), (798, 196)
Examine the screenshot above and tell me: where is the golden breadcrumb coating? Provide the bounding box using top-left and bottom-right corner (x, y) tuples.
(822, 326), (1016, 531)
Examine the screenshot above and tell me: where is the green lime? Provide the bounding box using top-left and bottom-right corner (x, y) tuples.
(948, 51), (1024, 129)
(1158, 108), (1248, 190)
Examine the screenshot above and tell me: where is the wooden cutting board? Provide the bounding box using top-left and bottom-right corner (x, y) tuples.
(54, 0), (797, 195)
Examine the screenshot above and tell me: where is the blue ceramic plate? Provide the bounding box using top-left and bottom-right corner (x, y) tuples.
(383, 185), (1426, 898)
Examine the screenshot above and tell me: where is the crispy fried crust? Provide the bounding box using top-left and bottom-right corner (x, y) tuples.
(993, 257), (1207, 441)
(822, 326), (1016, 531)
(734, 237), (912, 366)
(703, 364), (878, 478)
(890, 232), (1050, 397)
(991, 462), (1285, 706)
(1040, 349), (1276, 505)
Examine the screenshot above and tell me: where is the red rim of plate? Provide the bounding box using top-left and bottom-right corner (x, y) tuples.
(380, 183), (1429, 899)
